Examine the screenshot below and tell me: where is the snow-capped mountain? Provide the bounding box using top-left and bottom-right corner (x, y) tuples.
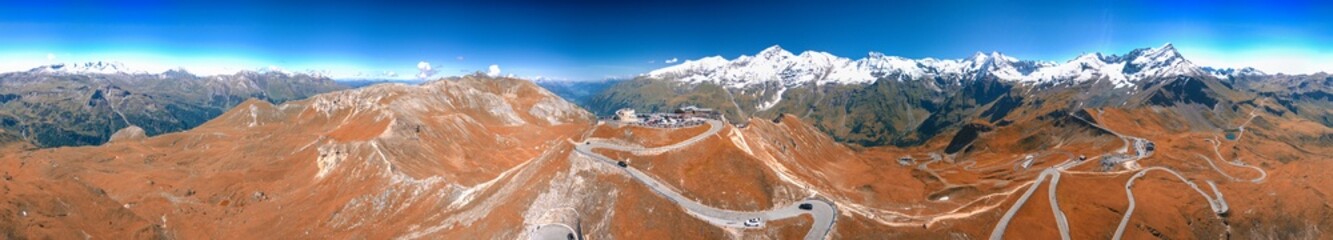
(15, 61), (364, 80)
(31, 61), (146, 75)
(649, 43), (1216, 89)
(20, 61), (344, 80)
(1203, 66), (1266, 79)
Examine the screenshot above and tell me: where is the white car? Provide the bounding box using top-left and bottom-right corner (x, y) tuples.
(743, 218), (763, 227)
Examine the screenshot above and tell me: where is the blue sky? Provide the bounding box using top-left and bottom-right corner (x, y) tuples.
(1, 0), (1330, 80)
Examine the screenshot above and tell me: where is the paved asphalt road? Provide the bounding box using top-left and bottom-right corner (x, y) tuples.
(574, 119), (838, 240)
(1112, 167), (1229, 240)
(989, 168), (1063, 240)
(531, 223), (579, 240)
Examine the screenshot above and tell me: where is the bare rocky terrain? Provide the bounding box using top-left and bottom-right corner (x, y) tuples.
(0, 68), (1328, 239)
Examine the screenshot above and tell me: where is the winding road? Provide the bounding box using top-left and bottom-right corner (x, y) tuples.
(990, 112), (1145, 240)
(1112, 167), (1229, 240)
(989, 168), (1065, 240)
(1056, 109), (1245, 240)
(1199, 102), (1268, 183)
(1201, 138), (1267, 183)
(1107, 104), (1274, 239)
(554, 106), (1265, 239)
(572, 119), (838, 240)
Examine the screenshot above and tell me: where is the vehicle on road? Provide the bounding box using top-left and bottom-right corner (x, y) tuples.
(1079, 155), (1086, 161)
(744, 218), (763, 227)
(617, 161), (628, 168)
(799, 203), (813, 210)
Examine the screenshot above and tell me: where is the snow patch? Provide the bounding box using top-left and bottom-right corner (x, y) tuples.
(755, 87), (787, 111)
(650, 43), (1214, 90)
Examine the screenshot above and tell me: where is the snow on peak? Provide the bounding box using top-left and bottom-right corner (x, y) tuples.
(757, 45), (793, 59)
(970, 52), (990, 62)
(1203, 67), (1266, 79)
(987, 51), (1019, 63)
(649, 43), (1222, 89)
(649, 46), (870, 88)
(32, 61), (144, 75)
(15, 61), (341, 79)
(1157, 42), (1177, 52)
(1122, 43), (1200, 80)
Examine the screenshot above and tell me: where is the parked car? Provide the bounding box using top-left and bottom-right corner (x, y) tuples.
(744, 218), (763, 227)
(799, 203), (813, 210)
(617, 161), (628, 168)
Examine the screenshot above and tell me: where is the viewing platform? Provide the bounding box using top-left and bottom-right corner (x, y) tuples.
(602, 106), (722, 129)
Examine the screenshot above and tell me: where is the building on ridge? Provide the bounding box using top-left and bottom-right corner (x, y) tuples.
(614, 108), (640, 123)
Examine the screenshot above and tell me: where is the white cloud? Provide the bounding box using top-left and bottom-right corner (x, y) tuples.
(385, 71), (398, 77)
(417, 61), (438, 79)
(665, 58), (679, 64)
(46, 53), (55, 61)
(487, 64), (501, 77)
(456, 56), (465, 61)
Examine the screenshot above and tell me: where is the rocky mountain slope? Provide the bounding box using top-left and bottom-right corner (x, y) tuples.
(1228, 72), (1333, 126)
(0, 63), (347, 147)
(0, 71), (1327, 239)
(0, 75), (597, 238)
(590, 44), (1318, 147)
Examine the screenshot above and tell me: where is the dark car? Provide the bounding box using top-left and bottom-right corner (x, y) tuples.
(799, 203), (813, 210)
(1145, 142), (1155, 151)
(617, 161), (628, 168)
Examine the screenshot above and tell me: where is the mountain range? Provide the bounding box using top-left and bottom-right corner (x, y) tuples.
(590, 43), (1330, 146)
(0, 48), (1329, 239)
(0, 63), (347, 147)
(645, 43), (1252, 88)
(0, 43), (1329, 239)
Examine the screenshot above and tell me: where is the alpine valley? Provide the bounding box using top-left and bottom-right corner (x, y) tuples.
(0, 44), (1329, 239)
(590, 43), (1329, 147)
(0, 62), (346, 147)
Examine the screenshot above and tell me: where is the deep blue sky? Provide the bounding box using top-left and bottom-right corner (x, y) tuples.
(1, 0), (1330, 79)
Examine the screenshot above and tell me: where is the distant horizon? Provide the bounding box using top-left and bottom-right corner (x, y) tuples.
(5, 42), (1325, 82)
(3, 0), (1330, 80)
